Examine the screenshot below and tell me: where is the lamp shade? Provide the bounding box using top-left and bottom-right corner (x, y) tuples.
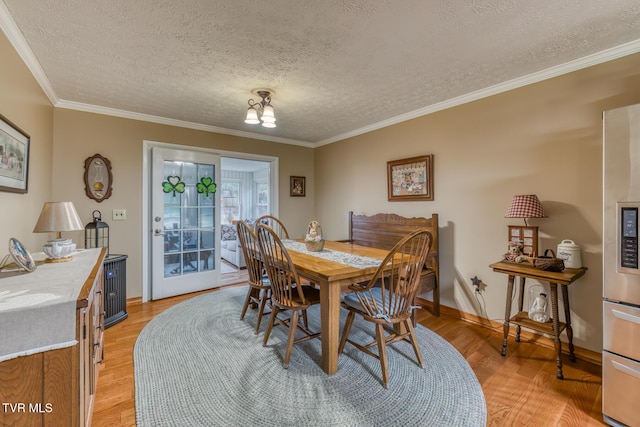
(261, 105), (276, 128)
(244, 107), (260, 124)
(505, 195), (548, 219)
(33, 202), (84, 236)
(261, 105), (275, 121)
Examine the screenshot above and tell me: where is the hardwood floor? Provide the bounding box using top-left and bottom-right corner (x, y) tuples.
(92, 277), (605, 427)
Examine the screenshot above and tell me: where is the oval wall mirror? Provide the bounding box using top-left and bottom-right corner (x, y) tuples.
(84, 154), (113, 202)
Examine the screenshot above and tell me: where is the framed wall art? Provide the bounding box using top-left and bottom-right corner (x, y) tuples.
(84, 154), (113, 202)
(0, 114), (30, 194)
(290, 176), (305, 197)
(387, 155), (433, 201)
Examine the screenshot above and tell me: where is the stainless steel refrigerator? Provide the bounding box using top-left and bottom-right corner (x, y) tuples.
(603, 104), (640, 427)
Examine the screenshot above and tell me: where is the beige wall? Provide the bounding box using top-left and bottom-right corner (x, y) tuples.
(0, 32), (53, 253)
(316, 52), (640, 353)
(51, 109), (315, 299)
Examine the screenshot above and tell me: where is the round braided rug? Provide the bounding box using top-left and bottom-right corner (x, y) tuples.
(134, 287), (486, 427)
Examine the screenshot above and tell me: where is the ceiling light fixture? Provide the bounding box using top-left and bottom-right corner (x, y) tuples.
(244, 89), (276, 128)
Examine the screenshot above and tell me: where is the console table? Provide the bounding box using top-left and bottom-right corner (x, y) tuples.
(489, 260), (587, 379)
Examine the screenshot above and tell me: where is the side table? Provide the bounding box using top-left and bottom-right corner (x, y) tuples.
(489, 260), (587, 379)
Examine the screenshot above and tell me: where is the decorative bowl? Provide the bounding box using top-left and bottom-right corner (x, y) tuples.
(42, 240), (76, 259)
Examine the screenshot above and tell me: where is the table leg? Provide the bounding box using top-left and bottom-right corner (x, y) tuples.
(515, 277), (526, 342)
(549, 283), (564, 379)
(561, 284), (576, 362)
(501, 274), (516, 356)
(319, 281), (341, 375)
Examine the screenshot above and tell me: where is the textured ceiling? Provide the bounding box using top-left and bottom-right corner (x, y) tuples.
(2, 1), (640, 146)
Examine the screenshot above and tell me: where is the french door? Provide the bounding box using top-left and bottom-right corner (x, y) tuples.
(151, 147), (221, 299)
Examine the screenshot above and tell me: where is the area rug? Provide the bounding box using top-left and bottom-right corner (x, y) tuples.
(134, 287), (486, 427)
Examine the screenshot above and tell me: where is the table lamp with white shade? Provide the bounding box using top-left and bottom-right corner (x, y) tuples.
(33, 201), (84, 262)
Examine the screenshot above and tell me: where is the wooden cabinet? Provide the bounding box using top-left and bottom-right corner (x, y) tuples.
(79, 250), (105, 426)
(0, 248), (106, 427)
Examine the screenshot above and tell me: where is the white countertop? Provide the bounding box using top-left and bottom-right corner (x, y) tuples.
(0, 248), (103, 362)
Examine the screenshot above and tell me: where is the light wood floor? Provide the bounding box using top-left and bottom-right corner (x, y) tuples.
(92, 272), (605, 427)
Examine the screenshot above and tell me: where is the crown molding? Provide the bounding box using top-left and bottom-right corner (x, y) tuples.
(55, 100), (314, 147)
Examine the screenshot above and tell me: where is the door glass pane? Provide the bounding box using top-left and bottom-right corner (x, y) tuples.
(162, 160), (216, 277)
(256, 182), (269, 217)
(221, 182), (240, 224)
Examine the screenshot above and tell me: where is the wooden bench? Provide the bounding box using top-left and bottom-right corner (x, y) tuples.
(344, 211), (440, 316)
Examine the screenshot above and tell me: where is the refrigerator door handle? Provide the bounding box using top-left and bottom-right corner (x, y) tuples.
(612, 359), (640, 379)
(612, 309), (640, 325)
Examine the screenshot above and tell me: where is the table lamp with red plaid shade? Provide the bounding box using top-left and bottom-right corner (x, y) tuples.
(505, 194), (548, 258)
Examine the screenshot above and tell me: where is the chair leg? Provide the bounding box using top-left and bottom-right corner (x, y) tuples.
(338, 311), (356, 354)
(263, 306), (280, 346)
(405, 319), (424, 368)
(283, 310), (300, 369)
(254, 289), (269, 335)
(375, 323), (389, 389)
(239, 286), (253, 320)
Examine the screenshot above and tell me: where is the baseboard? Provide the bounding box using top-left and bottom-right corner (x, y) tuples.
(127, 296), (142, 306)
(416, 298), (602, 366)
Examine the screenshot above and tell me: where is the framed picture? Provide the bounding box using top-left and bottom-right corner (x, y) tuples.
(387, 155), (433, 201)
(0, 114), (30, 194)
(290, 176), (305, 197)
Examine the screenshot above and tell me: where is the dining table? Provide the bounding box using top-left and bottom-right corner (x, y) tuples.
(281, 239), (394, 375)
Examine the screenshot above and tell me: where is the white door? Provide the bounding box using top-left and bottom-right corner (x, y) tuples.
(151, 147), (221, 299)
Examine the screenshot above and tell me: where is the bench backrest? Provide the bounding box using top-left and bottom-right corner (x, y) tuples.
(348, 211), (438, 268)
(346, 211), (441, 316)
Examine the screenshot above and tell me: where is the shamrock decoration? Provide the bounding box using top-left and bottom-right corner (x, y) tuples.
(197, 177), (217, 198)
(162, 176), (185, 197)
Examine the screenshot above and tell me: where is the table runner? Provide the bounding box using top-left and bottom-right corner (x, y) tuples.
(283, 240), (382, 269)
(0, 249), (102, 362)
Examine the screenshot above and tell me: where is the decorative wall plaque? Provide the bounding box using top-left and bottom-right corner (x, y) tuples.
(84, 154), (113, 202)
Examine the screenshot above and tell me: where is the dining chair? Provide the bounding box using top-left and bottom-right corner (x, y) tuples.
(255, 223), (320, 369)
(338, 229), (433, 388)
(237, 220), (272, 334)
(256, 215), (290, 239)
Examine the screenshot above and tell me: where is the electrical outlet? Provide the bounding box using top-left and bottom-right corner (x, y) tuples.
(113, 209), (127, 221)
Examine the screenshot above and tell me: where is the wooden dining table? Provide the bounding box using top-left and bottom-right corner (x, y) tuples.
(283, 240), (393, 375)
